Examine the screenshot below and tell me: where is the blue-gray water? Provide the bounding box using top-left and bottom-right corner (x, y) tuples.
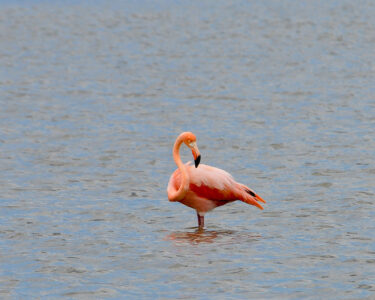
(1, 1), (374, 298)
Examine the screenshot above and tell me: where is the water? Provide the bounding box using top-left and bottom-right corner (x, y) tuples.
(0, 0), (374, 298)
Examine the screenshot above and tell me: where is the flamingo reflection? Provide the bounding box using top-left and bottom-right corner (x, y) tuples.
(165, 229), (261, 245)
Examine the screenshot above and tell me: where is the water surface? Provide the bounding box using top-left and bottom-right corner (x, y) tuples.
(0, 0), (374, 298)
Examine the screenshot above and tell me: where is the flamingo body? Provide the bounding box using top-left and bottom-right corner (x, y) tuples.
(167, 132), (265, 228)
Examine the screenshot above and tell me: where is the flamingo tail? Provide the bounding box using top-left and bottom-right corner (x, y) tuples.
(238, 184), (266, 210)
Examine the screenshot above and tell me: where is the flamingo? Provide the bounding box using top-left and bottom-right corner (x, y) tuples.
(167, 132), (266, 228)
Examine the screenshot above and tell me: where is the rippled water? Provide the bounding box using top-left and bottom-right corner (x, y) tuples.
(1, 0), (374, 298)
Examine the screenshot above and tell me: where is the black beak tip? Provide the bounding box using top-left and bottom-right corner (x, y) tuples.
(194, 155), (201, 168)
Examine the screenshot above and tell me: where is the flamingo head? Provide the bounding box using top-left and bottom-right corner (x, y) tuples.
(182, 132), (201, 168)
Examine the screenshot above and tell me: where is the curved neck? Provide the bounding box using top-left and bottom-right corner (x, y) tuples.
(169, 134), (190, 201)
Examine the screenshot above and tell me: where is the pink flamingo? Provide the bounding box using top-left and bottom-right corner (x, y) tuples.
(167, 132), (266, 228)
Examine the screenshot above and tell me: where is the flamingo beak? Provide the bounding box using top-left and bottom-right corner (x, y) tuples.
(191, 143), (201, 168)
(194, 154), (201, 168)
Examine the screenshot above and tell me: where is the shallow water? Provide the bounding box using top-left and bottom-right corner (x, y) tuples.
(0, 0), (374, 298)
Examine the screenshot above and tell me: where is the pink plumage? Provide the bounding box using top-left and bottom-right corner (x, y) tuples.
(167, 132), (266, 228)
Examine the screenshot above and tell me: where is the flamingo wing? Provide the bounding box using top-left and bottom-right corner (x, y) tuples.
(187, 163), (265, 209)
(187, 163), (238, 200)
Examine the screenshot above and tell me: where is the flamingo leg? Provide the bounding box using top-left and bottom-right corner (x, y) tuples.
(197, 212), (204, 228)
